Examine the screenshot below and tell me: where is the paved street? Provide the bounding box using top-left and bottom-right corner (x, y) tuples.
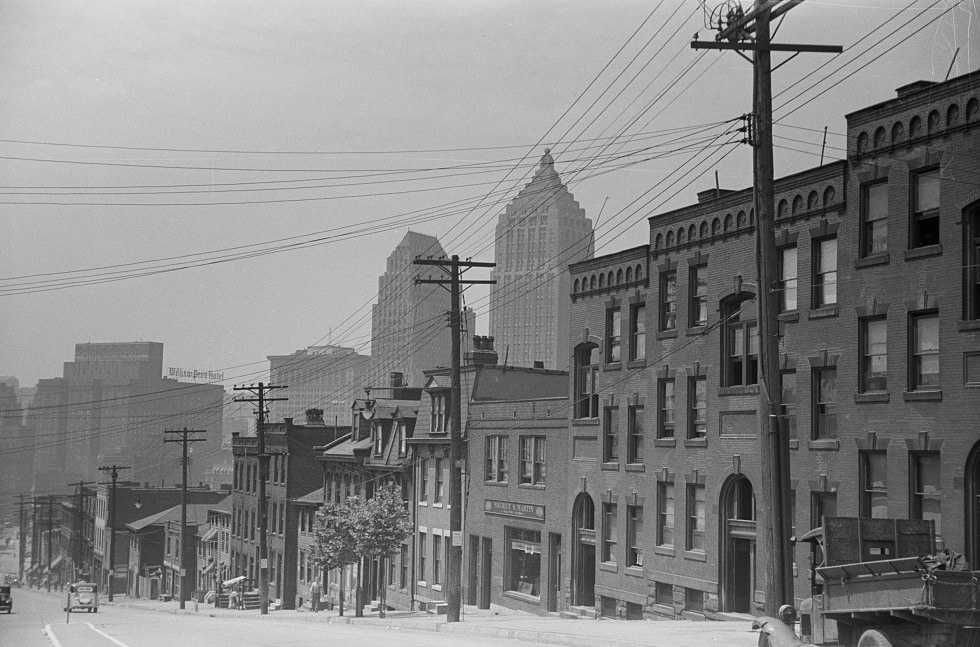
(0, 585), (762, 647)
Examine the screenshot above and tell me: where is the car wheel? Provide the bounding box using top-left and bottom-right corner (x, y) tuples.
(857, 629), (893, 647)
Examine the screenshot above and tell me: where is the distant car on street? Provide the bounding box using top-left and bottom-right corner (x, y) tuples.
(0, 584), (12, 613)
(66, 582), (99, 613)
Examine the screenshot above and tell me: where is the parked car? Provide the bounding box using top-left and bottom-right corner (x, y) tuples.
(0, 585), (12, 613)
(66, 582), (98, 613)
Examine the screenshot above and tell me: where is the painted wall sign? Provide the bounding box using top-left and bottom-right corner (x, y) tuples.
(484, 499), (545, 521)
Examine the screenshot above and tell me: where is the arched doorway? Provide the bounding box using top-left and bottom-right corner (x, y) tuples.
(571, 493), (596, 607)
(720, 475), (756, 613)
(967, 442), (980, 570)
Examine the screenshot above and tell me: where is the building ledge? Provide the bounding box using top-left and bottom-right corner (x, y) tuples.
(808, 305), (839, 320)
(855, 252), (889, 269)
(808, 439), (840, 451)
(718, 385), (759, 397)
(684, 438), (708, 449)
(599, 562), (618, 573)
(654, 546), (675, 558)
(958, 319), (980, 332)
(603, 362), (622, 372)
(572, 418), (600, 427)
(600, 462), (620, 472)
(686, 325), (708, 337)
(683, 550), (707, 563)
(656, 330), (678, 341)
(903, 389), (942, 402)
(654, 438), (676, 448)
(777, 311), (800, 323)
(625, 463), (646, 473)
(626, 359), (647, 370)
(904, 244), (942, 262)
(854, 391), (890, 404)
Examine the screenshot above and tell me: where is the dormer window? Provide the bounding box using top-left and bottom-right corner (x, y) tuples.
(398, 423), (408, 457)
(374, 425), (383, 456)
(431, 392), (450, 433)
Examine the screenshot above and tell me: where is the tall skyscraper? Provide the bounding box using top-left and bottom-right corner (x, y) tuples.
(267, 345), (371, 426)
(490, 149), (594, 370)
(371, 231), (453, 387)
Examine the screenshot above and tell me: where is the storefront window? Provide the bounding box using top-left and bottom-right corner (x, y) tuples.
(506, 527), (541, 598)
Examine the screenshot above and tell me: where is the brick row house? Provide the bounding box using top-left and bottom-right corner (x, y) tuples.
(229, 410), (343, 609)
(562, 70), (980, 619)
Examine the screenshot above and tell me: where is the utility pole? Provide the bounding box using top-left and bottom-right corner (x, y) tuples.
(46, 495), (55, 577)
(31, 498), (39, 578)
(164, 428), (206, 610)
(98, 465), (130, 602)
(693, 0), (840, 615)
(415, 254), (495, 623)
(69, 482), (95, 582)
(233, 383), (287, 615)
(18, 495), (28, 583)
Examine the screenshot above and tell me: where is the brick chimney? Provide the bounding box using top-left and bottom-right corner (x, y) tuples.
(304, 408), (324, 425)
(465, 336), (499, 366)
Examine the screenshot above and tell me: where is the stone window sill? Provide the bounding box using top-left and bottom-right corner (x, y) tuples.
(719, 385), (759, 397)
(778, 311), (800, 323)
(855, 391), (890, 403)
(789, 439), (799, 450)
(627, 359), (647, 370)
(601, 461), (620, 471)
(572, 418), (600, 427)
(808, 305), (839, 320)
(654, 437), (676, 448)
(808, 438), (839, 451)
(686, 325), (708, 337)
(855, 252), (889, 268)
(684, 438), (708, 449)
(503, 590), (540, 605)
(625, 463), (646, 473)
(654, 545), (675, 558)
(625, 566), (644, 578)
(904, 244), (942, 261)
(656, 330), (678, 340)
(958, 319), (980, 332)
(603, 362), (622, 372)
(683, 550), (707, 562)
(599, 562), (618, 573)
(903, 389), (942, 401)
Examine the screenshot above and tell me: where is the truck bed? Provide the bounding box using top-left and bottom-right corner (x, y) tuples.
(817, 557), (980, 626)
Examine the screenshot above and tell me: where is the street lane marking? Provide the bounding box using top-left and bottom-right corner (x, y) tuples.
(44, 624), (66, 647)
(86, 622), (134, 647)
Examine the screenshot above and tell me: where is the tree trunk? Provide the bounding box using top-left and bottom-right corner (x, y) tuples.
(355, 559), (363, 618)
(338, 567), (345, 617)
(380, 556), (387, 619)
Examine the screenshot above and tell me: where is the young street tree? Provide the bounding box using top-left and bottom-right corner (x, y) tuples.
(352, 482), (411, 618)
(310, 499), (359, 616)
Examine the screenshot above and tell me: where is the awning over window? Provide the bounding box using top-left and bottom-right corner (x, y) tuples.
(200, 527), (219, 542)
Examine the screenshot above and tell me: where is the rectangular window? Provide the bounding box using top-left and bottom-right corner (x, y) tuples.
(657, 379), (675, 439)
(860, 317), (888, 392)
(862, 181), (888, 255)
(630, 303), (646, 361)
(780, 370), (797, 440)
(398, 424), (408, 457)
(657, 482), (675, 547)
(519, 436), (546, 486)
(432, 534), (442, 585)
(485, 436), (509, 483)
(685, 588), (704, 613)
(607, 308), (622, 363)
(627, 404), (645, 463)
(627, 505), (643, 567)
(575, 346), (600, 419)
(660, 271), (677, 331)
(813, 367), (838, 439)
(910, 452), (942, 540)
(506, 528), (541, 598)
(687, 484), (706, 551)
(861, 451), (888, 518)
(689, 266), (708, 326)
(911, 169), (940, 248)
(434, 458), (445, 504)
(655, 582), (673, 606)
(430, 392), (450, 433)
(779, 246), (798, 311)
(400, 544), (408, 589)
(602, 406), (619, 462)
(418, 533), (427, 582)
(910, 312), (940, 390)
(814, 237), (838, 307)
(419, 459), (428, 503)
(967, 210), (980, 320)
(602, 503), (618, 562)
(687, 377), (707, 439)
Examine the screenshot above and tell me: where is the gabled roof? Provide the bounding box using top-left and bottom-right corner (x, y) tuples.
(424, 374), (451, 390)
(125, 502), (213, 531)
(293, 487), (325, 505)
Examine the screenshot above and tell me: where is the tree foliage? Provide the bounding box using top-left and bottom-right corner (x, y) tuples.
(310, 498), (360, 572)
(352, 482), (411, 559)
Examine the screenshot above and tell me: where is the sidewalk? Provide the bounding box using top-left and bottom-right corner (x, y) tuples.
(106, 595), (762, 647)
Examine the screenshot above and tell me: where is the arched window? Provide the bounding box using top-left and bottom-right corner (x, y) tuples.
(573, 278), (580, 293)
(749, 209), (755, 225)
(616, 269), (623, 285)
(967, 98), (979, 122)
(666, 231), (674, 247)
(910, 115), (923, 138)
(792, 195), (804, 214)
(736, 210), (747, 227)
(857, 131), (869, 154)
(700, 221), (709, 238)
(712, 218), (721, 235)
(607, 271), (614, 286)
(777, 199), (789, 218)
(625, 266), (633, 282)
(655, 233), (663, 250)
(823, 186), (836, 206)
(590, 275), (597, 290)
(635, 264), (642, 280)
(724, 213), (733, 230)
(599, 273), (605, 288)
(927, 110), (940, 135)
(721, 295), (758, 387)
(892, 121), (904, 144)
(947, 104), (959, 129)
(574, 344), (600, 419)
(677, 227), (685, 245)
(807, 191), (819, 211)
(688, 224), (697, 241)
(873, 126), (886, 150)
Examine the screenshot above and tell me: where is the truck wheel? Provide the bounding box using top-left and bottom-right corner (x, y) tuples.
(857, 629), (893, 647)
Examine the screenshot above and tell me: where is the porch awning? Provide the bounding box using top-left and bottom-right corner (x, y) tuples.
(202, 560), (216, 574)
(200, 527), (219, 542)
(222, 575), (246, 587)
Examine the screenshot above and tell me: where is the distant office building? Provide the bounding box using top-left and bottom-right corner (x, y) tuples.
(490, 150), (594, 370)
(267, 345), (371, 426)
(24, 342), (224, 492)
(371, 231), (474, 387)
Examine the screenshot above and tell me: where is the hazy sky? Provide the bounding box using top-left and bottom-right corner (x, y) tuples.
(1, 0), (976, 388)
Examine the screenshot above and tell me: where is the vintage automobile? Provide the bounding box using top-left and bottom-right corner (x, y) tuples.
(66, 581), (98, 613)
(0, 585), (12, 613)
